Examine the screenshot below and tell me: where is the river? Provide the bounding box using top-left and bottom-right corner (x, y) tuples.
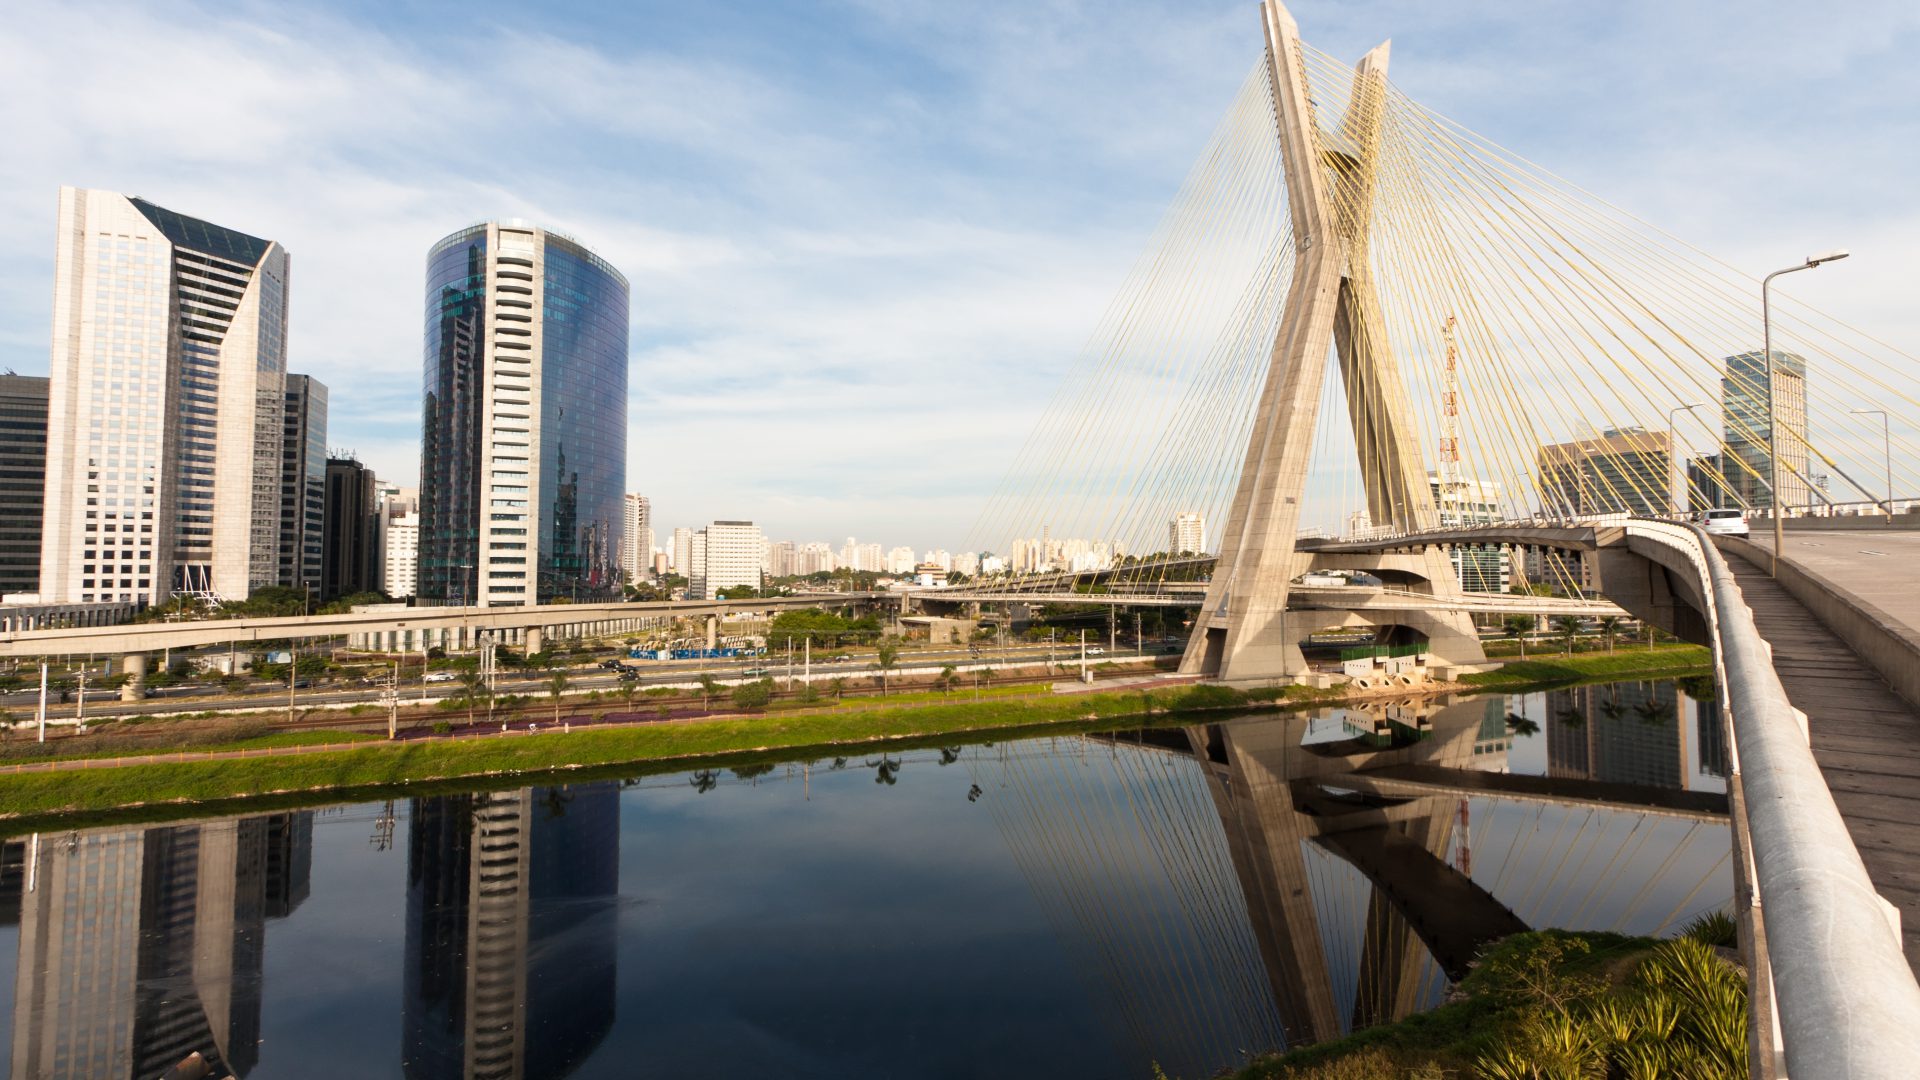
(0, 677), (1729, 1079)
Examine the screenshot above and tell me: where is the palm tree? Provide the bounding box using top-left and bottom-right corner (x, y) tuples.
(868, 754), (901, 785)
(828, 677), (848, 703)
(547, 671), (569, 724)
(875, 640), (900, 696)
(1502, 616), (1532, 659)
(456, 670), (487, 726)
(937, 664), (958, 695)
(690, 769), (719, 794)
(1597, 615), (1624, 653)
(1552, 615), (1582, 656)
(619, 678), (639, 717)
(697, 673), (719, 713)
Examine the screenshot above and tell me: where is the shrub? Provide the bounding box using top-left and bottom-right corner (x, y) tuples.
(1169, 684), (1249, 711)
(431, 721), (452, 735)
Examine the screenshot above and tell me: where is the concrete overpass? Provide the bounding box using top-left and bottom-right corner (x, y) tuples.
(0, 592), (884, 695)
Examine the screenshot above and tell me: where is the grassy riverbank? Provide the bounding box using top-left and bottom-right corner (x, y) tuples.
(0, 645), (1713, 826)
(0, 684), (1231, 825)
(1458, 643), (1710, 692)
(1222, 919), (1746, 1080)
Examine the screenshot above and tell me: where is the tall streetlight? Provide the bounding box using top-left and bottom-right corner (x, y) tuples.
(1851, 408), (1892, 523)
(1667, 401), (1707, 517)
(1762, 249), (1849, 575)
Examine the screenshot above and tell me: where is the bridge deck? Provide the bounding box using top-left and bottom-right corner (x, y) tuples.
(1728, 556), (1920, 973)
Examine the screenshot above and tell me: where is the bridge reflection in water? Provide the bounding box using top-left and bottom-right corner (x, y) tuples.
(967, 688), (1730, 1066)
(0, 686), (1728, 1078)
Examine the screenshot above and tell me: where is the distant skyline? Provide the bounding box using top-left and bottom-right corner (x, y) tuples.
(3, 0), (1915, 548)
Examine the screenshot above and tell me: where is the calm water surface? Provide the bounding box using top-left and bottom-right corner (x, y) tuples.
(0, 679), (1729, 1079)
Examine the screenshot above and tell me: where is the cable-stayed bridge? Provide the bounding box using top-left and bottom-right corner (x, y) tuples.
(953, 2), (1920, 1073)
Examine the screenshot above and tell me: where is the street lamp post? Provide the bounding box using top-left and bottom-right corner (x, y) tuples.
(1667, 401), (1707, 517)
(1761, 249), (1849, 575)
(1851, 408), (1893, 523)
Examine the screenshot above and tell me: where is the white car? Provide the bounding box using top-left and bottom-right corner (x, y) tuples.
(1702, 509), (1749, 537)
(423, 671), (457, 683)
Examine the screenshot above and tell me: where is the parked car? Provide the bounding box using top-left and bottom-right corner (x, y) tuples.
(423, 671), (457, 684)
(1086, 647), (1104, 656)
(742, 667), (771, 678)
(1702, 508), (1750, 537)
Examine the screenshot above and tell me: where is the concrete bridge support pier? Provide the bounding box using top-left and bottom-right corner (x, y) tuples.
(524, 627), (545, 656)
(119, 652), (147, 702)
(705, 615), (718, 651)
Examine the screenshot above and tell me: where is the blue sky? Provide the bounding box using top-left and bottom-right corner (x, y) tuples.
(2, 0), (1915, 551)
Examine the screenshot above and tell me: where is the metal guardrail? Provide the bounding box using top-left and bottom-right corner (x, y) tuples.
(1625, 518), (1920, 1077)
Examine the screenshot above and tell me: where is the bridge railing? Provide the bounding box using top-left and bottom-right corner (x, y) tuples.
(1624, 518), (1920, 1077)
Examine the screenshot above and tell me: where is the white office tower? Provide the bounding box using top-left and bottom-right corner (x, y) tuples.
(621, 493), (652, 583)
(42, 188), (291, 604)
(1169, 512), (1205, 555)
(385, 510), (421, 598)
(671, 527), (693, 575)
(690, 520), (763, 599)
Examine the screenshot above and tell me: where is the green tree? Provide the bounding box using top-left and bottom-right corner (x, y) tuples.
(1552, 615), (1583, 656)
(546, 671), (569, 724)
(875, 640), (900, 696)
(697, 673), (719, 712)
(828, 677), (848, 702)
(1502, 615), (1533, 659)
(457, 669), (489, 725)
(936, 664), (958, 695)
(730, 678), (773, 711)
(1597, 615), (1624, 653)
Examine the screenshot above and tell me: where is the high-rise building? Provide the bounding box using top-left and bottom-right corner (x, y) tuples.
(1686, 453), (1739, 513)
(689, 520), (763, 599)
(670, 527), (693, 577)
(384, 509), (421, 599)
(0, 375), (49, 598)
(1723, 349), (1809, 511)
(620, 494), (652, 584)
(278, 374), (327, 593)
(418, 221), (628, 608)
(322, 456), (378, 601)
(42, 188), (291, 604)
(1169, 512), (1205, 555)
(1537, 427), (1671, 518)
(885, 546), (916, 575)
(765, 539), (798, 578)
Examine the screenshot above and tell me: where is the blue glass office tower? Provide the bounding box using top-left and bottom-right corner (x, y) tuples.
(419, 222), (628, 606)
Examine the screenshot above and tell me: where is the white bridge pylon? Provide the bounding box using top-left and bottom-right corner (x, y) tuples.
(1184, 1), (1479, 683)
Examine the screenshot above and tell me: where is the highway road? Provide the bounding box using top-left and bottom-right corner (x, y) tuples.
(2, 641), (1171, 724)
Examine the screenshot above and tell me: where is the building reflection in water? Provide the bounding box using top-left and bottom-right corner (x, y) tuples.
(403, 783), (620, 1080)
(6, 812), (312, 1079)
(970, 689), (1733, 1068)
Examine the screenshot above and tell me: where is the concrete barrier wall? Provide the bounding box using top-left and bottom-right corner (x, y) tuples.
(1783, 512), (1920, 533)
(1717, 535), (1920, 710)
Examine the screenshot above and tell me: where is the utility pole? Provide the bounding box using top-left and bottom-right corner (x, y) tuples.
(1080, 629), (1089, 684)
(76, 671), (85, 723)
(287, 646), (297, 724)
(1135, 612), (1143, 653)
(1109, 609), (1116, 655)
(36, 661), (47, 743)
(387, 660), (400, 740)
(803, 636), (811, 689)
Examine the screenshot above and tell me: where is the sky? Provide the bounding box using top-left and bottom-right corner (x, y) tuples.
(2, 0), (1916, 553)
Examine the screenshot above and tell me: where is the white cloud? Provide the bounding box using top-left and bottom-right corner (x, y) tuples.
(1, 0), (1916, 552)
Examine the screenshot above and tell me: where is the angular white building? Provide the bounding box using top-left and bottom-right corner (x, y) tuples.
(42, 188), (291, 604)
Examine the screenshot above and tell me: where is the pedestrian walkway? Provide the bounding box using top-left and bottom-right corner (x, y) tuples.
(1726, 555), (1920, 974)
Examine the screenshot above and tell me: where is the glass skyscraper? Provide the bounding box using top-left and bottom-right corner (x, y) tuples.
(1722, 349), (1809, 512)
(419, 222), (628, 607)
